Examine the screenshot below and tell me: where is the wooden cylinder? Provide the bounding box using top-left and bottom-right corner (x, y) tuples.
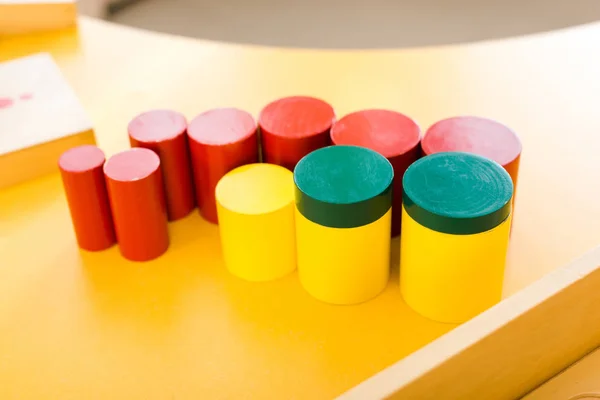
(104, 148), (169, 262)
(58, 145), (116, 251)
(188, 108), (259, 224)
(128, 109), (195, 221)
(422, 116), (522, 203)
(330, 109), (421, 237)
(258, 96), (335, 171)
(216, 163), (296, 281)
(400, 152), (513, 323)
(294, 145), (393, 305)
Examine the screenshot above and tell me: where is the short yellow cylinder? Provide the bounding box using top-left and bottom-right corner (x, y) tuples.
(400, 152), (514, 323)
(293, 146), (394, 305)
(216, 163), (296, 282)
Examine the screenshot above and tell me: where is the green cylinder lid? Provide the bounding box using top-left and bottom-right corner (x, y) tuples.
(294, 145), (394, 228)
(402, 152), (513, 235)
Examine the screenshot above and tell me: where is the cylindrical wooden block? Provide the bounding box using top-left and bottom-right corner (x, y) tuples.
(258, 96), (335, 171)
(294, 146), (393, 305)
(422, 116), (522, 203)
(330, 109), (421, 237)
(216, 163), (296, 281)
(188, 108), (259, 224)
(400, 152), (513, 323)
(128, 109), (195, 221)
(104, 148), (169, 262)
(58, 145), (116, 251)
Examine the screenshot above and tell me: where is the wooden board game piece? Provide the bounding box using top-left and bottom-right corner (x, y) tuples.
(58, 145), (116, 251)
(103, 148), (169, 262)
(216, 163), (296, 281)
(128, 109), (196, 221)
(294, 145), (393, 304)
(0, 0), (77, 35)
(258, 96), (335, 171)
(0, 52), (94, 190)
(400, 152), (513, 323)
(422, 116), (522, 203)
(188, 108), (259, 224)
(330, 109), (422, 237)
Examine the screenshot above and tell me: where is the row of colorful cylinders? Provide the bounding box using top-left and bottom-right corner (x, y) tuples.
(59, 96), (522, 324)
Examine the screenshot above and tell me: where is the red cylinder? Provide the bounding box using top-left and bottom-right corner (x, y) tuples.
(258, 96), (335, 171)
(188, 108), (259, 223)
(330, 109), (422, 237)
(422, 116), (522, 201)
(128, 109), (195, 221)
(58, 145), (116, 251)
(104, 148), (169, 262)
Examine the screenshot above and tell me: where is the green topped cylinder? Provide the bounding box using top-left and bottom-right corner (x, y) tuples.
(293, 145), (394, 305)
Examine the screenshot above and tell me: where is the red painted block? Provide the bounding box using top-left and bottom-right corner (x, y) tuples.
(128, 109), (195, 221)
(59, 145), (116, 251)
(188, 108), (259, 224)
(331, 109), (421, 237)
(422, 116), (522, 202)
(259, 96), (335, 171)
(104, 148), (169, 262)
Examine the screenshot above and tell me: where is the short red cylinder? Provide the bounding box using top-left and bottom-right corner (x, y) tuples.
(330, 109), (422, 237)
(58, 145), (116, 251)
(188, 108), (259, 223)
(104, 148), (169, 262)
(128, 109), (195, 221)
(258, 96), (335, 171)
(422, 116), (522, 201)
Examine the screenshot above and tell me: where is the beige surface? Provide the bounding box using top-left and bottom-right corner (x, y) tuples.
(524, 348), (600, 399)
(106, 0), (600, 48)
(2, 17), (600, 399)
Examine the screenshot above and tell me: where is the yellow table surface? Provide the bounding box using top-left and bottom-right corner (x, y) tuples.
(2, 17), (600, 399)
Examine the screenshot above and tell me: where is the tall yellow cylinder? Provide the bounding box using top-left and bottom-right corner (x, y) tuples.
(293, 145), (394, 305)
(400, 152), (514, 323)
(216, 163), (296, 282)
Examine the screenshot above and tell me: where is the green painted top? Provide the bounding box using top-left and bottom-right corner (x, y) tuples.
(402, 152), (513, 234)
(293, 145), (394, 228)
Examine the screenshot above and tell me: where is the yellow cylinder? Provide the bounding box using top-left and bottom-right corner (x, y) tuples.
(400, 206), (511, 323)
(400, 152), (514, 323)
(293, 145), (394, 305)
(296, 209), (391, 304)
(215, 163), (296, 282)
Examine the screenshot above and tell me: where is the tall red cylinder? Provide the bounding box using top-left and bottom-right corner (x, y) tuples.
(258, 96), (335, 171)
(330, 109), (421, 237)
(422, 116), (522, 202)
(128, 109), (195, 221)
(104, 148), (169, 262)
(58, 145), (116, 251)
(188, 108), (259, 223)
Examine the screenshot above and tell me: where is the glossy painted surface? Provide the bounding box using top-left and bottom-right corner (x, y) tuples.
(400, 206), (512, 323)
(216, 164), (296, 281)
(259, 96), (335, 170)
(58, 145), (115, 251)
(2, 17), (600, 399)
(294, 145), (393, 228)
(104, 148), (169, 261)
(188, 108), (259, 223)
(128, 109), (196, 221)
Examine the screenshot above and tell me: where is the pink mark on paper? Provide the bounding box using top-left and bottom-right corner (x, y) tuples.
(20, 93), (34, 101)
(0, 97), (14, 109)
